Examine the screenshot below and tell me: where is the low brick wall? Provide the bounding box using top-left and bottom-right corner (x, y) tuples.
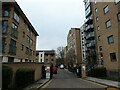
(3, 62), (44, 87)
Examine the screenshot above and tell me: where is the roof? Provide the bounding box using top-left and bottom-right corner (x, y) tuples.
(2, 1), (39, 36)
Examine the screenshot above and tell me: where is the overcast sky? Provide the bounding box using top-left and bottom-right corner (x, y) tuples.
(16, 0), (85, 50)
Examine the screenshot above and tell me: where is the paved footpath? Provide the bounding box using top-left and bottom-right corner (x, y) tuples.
(23, 78), (50, 90)
(85, 77), (120, 89)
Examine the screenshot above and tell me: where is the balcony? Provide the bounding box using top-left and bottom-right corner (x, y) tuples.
(85, 24), (94, 32)
(84, 16), (93, 24)
(86, 42), (95, 48)
(11, 29), (18, 39)
(86, 32), (95, 40)
(9, 44), (16, 55)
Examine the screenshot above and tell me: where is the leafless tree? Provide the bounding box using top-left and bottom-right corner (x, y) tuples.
(56, 46), (64, 65)
(66, 48), (76, 68)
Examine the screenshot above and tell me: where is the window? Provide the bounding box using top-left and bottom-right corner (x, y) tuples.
(2, 37), (6, 52)
(13, 10), (20, 23)
(117, 12), (120, 21)
(8, 57), (14, 62)
(23, 32), (25, 38)
(99, 46), (102, 51)
(2, 5), (10, 16)
(10, 39), (16, 46)
(11, 23), (18, 38)
(2, 20), (8, 34)
(110, 53), (117, 61)
(29, 49), (32, 55)
(95, 8), (98, 13)
(104, 5), (109, 14)
(106, 20), (111, 28)
(30, 39), (33, 45)
(95, 0), (97, 4)
(108, 35), (114, 44)
(97, 26), (100, 30)
(21, 44), (24, 51)
(9, 39), (16, 55)
(27, 35), (30, 43)
(12, 23), (18, 30)
(115, 0), (120, 4)
(26, 47), (29, 54)
(46, 59), (48, 63)
(27, 27), (30, 32)
(41, 54), (42, 57)
(96, 17), (99, 22)
(98, 35), (101, 41)
(100, 53), (103, 58)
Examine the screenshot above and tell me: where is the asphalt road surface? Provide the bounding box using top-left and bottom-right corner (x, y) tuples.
(41, 69), (107, 89)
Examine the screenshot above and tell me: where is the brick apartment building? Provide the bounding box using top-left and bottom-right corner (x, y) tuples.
(91, 1), (120, 77)
(1, 2), (39, 62)
(36, 50), (56, 65)
(67, 28), (82, 67)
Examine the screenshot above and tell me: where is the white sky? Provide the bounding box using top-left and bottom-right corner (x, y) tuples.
(16, 0), (85, 50)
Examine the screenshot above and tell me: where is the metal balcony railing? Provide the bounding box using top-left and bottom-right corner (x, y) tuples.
(86, 32), (95, 39)
(86, 42), (95, 48)
(85, 24), (94, 31)
(84, 15), (93, 24)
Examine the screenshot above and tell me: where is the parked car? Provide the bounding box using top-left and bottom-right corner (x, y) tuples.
(53, 65), (57, 74)
(60, 64), (64, 69)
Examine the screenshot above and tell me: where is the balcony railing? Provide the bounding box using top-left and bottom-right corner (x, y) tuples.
(86, 32), (95, 39)
(9, 44), (16, 55)
(86, 42), (95, 48)
(85, 24), (94, 32)
(84, 15), (93, 24)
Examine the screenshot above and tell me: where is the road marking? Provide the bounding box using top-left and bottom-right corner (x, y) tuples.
(106, 87), (119, 90)
(79, 78), (108, 88)
(41, 79), (53, 88)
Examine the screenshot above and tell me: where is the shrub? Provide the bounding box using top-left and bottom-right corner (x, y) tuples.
(2, 65), (13, 89)
(15, 68), (35, 88)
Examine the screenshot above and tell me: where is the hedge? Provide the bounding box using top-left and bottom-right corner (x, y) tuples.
(15, 68), (35, 88)
(2, 65), (13, 89)
(89, 67), (107, 78)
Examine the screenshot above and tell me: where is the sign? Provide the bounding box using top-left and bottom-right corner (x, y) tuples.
(45, 66), (50, 79)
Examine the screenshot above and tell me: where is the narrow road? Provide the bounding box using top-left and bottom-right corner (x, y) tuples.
(41, 69), (107, 89)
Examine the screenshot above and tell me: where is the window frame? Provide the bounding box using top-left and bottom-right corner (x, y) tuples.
(95, 8), (98, 13)
(2, 20), (8, 34)
(110, 52), (117, 62)
(114, 0), (120, 4)
(97, 26), (100, 30)
(105, 19), (111, 28)
(98, 35), (101, 41)
(96, 17), (99, 22)
(21, 44), (24, 51)
(13, 10), (20, 23)
(99, 46), (102, 51)
(2, 5), (10, 17)
(103, 5), (109, 14)
(107, 35), (114, 44)
(117, 12), (120, 21)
